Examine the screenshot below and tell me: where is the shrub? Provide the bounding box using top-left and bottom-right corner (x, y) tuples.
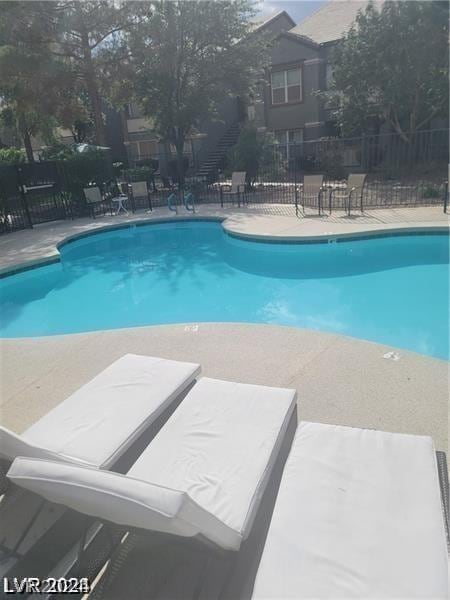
(39, 143), (74, 161)
(40, 143), (113, 193)
(315, 138), (346, 180)
(227, 125), (286, 186)
(0, 147), (26, 165)
(422, 184), (441, 198)
(123, 166), (156, 182)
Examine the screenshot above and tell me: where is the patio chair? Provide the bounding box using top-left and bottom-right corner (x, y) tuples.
(251, 421), (449, 599)
(129, 181), (153, 213)
(8, 377), (296, 568)
(295, 175), (325, 216)
(0, 354), (200, 560)
(220, 172), (247, 208)
(328, 173), (367, 215)
(83, 186), (106, 219)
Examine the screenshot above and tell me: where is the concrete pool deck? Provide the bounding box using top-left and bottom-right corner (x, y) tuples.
(0, 203), (448, 273)
(0, 324), (448, 453)
(0, 204), (448, 453)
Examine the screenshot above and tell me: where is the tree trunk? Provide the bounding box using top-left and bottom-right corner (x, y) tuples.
(85, 69), (106, 146)
(77, 5), (107, 146)
(23, 131), (34, 162)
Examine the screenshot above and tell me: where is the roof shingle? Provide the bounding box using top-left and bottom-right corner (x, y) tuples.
(290, 0), (384, 44)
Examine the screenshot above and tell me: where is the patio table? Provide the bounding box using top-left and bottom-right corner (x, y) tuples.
(111, 194), (129, 215)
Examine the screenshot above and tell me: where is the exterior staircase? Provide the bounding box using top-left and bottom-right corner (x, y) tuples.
(195, 123), (241, 182)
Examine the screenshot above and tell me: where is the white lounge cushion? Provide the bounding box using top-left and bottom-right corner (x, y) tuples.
(127, 377), (297, 548)
(0, 429), (77, 465)
(8, 377), (296, 551)
(1, 354), (200, 468)
(252, 422), (448, 599)
(7, 458), (239, 550)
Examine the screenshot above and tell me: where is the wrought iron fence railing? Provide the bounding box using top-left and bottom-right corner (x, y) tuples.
(0, 129), (448, 233)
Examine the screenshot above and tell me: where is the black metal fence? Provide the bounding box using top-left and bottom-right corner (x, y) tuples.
(0, 129), (448, 233)
(280, 128), (448, 180)
(0, 162), (72, 232)
(214, 128), (449, 210)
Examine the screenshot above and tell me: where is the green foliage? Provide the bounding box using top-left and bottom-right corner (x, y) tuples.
(41, 143), (112, 195)
(227, 125), (286, 184)
(315, 139), (346, 180)
(422, 184), (441, 199)
(324, 1), (449, 139)
(118, 0), (272, 184)
(52, 1), (136, 144)
(0, 1), (133, 148)
(0, 1), (90, 159)
(39, 143), (75, 161)
(0, 147), (25, 165)
(123, 166), (157, 182)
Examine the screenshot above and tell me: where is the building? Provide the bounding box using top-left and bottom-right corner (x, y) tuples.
(248, 1), (385, 155)
(118, 2), (385, 180)
(2, 1), (390, 178)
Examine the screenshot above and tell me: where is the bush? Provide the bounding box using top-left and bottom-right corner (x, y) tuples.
(40, 143), (113, 193)
(0, 147), (26, 165)
(422, 184), (441, 198)
(123, 166), (156, 182)
(39, 143), (74, 161)
(227, 125), (286, 186)
(316, 139), (346, 180)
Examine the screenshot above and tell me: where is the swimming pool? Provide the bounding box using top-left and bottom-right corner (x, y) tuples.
(1, 221), (448, 359)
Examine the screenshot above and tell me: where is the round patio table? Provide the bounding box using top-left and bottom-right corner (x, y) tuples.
(111, 194), (129, 215)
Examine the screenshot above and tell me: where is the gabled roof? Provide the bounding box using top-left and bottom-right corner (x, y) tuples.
(251, 10), (296, 32)
(290, 0), (384, 44)
(277, 30), (319, 50)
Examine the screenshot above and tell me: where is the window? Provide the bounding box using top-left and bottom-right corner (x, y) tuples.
(169, 140), (193, 157)
(139, 140), (158, 158)
(275, 129), (303, 160)
(126, 103), (142, 119)
(271, 67), (302, 105)
(129, 140), (158, 160)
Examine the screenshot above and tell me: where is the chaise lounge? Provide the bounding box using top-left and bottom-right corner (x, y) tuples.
(252, 422), (449, 598)
(7, 377), (297, 553)
(0, 353), (201, 472)
(4, 367), (448, 599)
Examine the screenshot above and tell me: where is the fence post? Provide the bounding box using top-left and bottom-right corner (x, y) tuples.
(444, 180), (448, 214)
(16, 166), (33, 229)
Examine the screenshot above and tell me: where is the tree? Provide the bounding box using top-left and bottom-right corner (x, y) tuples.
(0, 1), (92, 159)
(0, 1), (134, 147)
(51, 1), (135, 145)
(324, 1), (449, 140)
(120, 0), (272, 186)
(227, 125), (286, 186)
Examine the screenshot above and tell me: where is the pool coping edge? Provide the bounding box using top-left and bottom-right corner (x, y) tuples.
(0, 215), (448, 279)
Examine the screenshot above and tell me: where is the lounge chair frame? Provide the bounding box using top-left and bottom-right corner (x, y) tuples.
(0, 354), (201, 566)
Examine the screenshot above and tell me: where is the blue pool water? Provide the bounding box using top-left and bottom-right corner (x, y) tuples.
(1, 221), (448, 359)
